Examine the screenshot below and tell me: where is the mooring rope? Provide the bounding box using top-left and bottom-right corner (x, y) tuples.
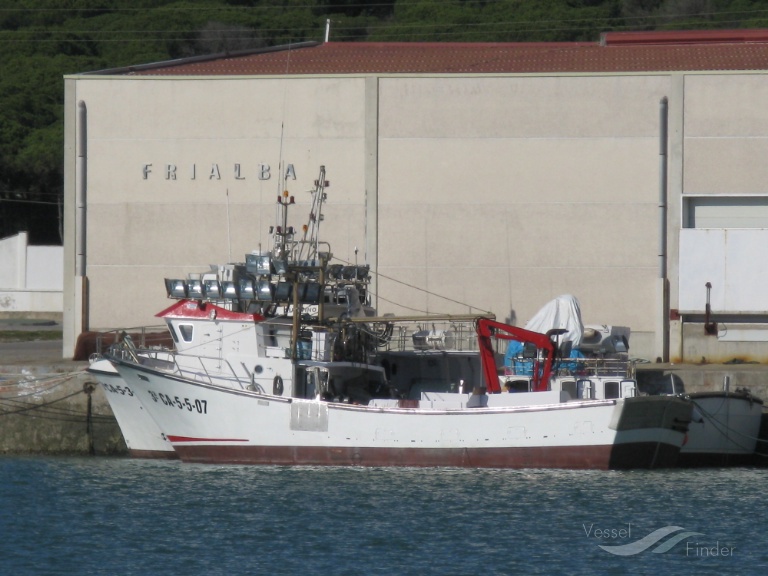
(0, 369), (114, 423)
(0, 370), (84, 399)
(691, 399), (768, 459)
(0, 389), (84, 416)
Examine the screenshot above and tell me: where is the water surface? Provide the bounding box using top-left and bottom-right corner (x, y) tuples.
(1, 458), (765, 575)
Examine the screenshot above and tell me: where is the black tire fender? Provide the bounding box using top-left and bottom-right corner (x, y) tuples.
(273, 375), (284, 396)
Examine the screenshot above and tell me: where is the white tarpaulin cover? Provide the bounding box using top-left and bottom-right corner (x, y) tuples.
(524, 294), (584, 348)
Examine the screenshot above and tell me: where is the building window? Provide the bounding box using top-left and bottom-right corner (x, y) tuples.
(683, 195), (768, 228)
(679, 196), (768, 314)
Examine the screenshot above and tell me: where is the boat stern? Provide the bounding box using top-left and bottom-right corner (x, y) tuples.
(607, 395), (693, 469)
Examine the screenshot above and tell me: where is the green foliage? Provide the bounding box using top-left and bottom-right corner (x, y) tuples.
(0, 329), (63, 343)
(1, 0), (767, 243)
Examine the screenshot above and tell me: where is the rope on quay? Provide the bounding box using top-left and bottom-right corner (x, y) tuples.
(0, 368), (88, 388)
(0, 370), (85, 398)
(0, 389), (84, 417)
(0, 394), (116, 423)
(0, 370), (114, 424)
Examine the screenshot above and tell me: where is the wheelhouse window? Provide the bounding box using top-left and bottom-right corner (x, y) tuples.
(178, 324), (194, 342)
(561, 380), (577, 399)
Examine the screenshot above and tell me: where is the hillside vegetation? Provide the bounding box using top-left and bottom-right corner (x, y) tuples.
(2, 0), (768, 244)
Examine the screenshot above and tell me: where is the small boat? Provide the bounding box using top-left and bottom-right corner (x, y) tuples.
(87, 354), (177, 459)
(639, 373), (764, 466)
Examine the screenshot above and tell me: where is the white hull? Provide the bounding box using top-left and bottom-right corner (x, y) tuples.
(87, 359), (177, 459)
(679, 392), (764, 466)
(112, 360), (692, 469)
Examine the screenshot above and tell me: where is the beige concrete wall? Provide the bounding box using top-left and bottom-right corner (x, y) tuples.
(377, 75), (670, 337)
(684, 74), (768, 195)
(63, 69), (768, 362)
(70, 76), (369, 330)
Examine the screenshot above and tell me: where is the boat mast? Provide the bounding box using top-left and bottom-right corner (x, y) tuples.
(288, 166), (331, 361)
(297, 165), (328, 263)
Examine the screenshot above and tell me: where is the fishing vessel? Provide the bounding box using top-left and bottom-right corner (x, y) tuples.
(106, 311), (692, 469)
(102, 166), (693, 468)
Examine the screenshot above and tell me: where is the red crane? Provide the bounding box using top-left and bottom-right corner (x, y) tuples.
(476, 318), (562, 393)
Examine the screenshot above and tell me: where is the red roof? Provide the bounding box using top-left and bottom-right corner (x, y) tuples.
(602, 28), (768, 45)
(119, 31), (768, 76)
(156, 299), (265, 323)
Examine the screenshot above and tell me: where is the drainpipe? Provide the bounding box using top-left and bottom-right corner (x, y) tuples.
(704, 281), (718, 335)
(657, 97), (669, 362)
(77, 101), (88, 330)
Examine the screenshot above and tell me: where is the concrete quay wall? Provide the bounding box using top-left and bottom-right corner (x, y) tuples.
(636, 363), (768, 400)
(0, 362), (126, 456)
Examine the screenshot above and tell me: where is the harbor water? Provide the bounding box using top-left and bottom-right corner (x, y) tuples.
(1, 458), (766, 575)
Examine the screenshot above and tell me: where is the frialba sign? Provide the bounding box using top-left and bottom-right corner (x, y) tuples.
(141, 163), (296, 182)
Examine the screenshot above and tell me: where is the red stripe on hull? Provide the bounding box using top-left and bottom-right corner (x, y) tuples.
(171, 442), (681, 470)
(167, 435), (249, 443)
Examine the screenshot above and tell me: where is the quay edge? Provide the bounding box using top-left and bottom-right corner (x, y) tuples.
(0, 338), (126, 456)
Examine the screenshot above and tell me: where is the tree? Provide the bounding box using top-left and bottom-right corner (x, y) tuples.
(0, 0), (766, 243)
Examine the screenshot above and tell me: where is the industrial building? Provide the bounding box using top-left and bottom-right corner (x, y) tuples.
(63, 30), (768, 362)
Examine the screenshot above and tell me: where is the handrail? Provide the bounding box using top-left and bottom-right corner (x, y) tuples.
(372, 319), (484, 353)
(108, 343), (251, 390)
(548, 356), (634, 378)
(165, 352), (250, 389)
(94, 325), (170, 355)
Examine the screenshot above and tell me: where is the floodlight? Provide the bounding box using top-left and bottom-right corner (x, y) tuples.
(221, 281), (238, 299)
(273, 260), (288, 274)
(238, 278), (255, 300)
(246, 253), (272, 275)
(165, 279), (187, 299)
(355, 265), (370, 280)
(256, 280), (274, 301)
(326, 264), (343, 280)
(203, 279), (221, 299)
(275, 281), (292, 302)
(187, 279), (203, 299)
(341, 266), (357, 280)
(299, 282), (322, 304)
